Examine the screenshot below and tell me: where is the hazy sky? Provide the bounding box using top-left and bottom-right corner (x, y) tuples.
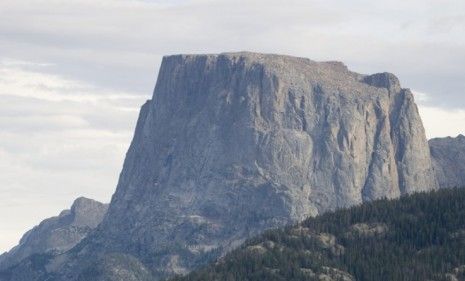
(1, 0), (465, 253)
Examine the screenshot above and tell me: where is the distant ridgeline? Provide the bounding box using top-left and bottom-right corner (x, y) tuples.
(170, 187), (465, 281)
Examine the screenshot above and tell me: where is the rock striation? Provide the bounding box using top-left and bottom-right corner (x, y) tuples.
(429, 134), (465, 188)
(0, 197), (108, 270)
(0, 52), (439, 281)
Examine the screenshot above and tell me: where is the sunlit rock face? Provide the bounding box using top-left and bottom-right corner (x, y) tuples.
(429, 134), (465, 189)
(0, 52), (438, 281)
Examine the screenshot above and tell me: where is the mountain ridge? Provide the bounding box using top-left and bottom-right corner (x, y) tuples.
(430, 134), (465, 189)
(0, 197), (108, 271)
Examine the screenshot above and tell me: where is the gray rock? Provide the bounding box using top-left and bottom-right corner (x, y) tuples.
(429, 135), (465, 188)
(76, 253), (154, 281)
(0, 197), (108, 270)
(445, 265), (465, 281)
(0, 52), (438, 280)
(320, 266), (355, 281)
(348, 223), (388, 237)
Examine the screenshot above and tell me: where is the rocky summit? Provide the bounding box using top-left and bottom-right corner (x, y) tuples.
(0, 52), (439, 281)
(0, 197), (108, 271)
(429, 134), (465, 188)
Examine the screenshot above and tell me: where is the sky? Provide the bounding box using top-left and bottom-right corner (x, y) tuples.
(1, 0), (465, 253)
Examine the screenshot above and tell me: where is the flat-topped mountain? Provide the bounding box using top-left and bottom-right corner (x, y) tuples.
(0, 52), (439, 281)
(430, 134), (465, 189)
(0, 197), (108, 270)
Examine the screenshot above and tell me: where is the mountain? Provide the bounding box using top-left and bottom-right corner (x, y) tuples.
(0, 197), (108, 271)
(0, 52), (438, 281)
(429, 134), (465, 189)
(170, 187), (465, 281)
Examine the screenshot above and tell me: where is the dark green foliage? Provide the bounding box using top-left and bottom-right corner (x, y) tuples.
(169, 188), (465, 281)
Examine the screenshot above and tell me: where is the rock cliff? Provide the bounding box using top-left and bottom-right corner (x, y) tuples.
(429, 134), (465, 188)
(69, 52), (437, 279)
(0, 197), (108, 270)
(0, 52), (438, 281)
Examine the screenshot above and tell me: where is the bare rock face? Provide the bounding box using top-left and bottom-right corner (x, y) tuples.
(0, 52), (438, 281)
(429, 135), (465, 188)
(0, 197), (108, 270)
(63, 52), (436, 279)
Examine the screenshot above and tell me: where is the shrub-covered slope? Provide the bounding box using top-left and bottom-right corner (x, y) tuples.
(171, 188), (465, 281)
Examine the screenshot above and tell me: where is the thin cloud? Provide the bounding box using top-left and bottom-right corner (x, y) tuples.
(1, 0), (464, 104)
(413, 90), (465, 138)
(0, 61), (145, 252)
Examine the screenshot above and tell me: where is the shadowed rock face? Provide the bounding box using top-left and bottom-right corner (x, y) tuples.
(0, 197), (108, 270)
(429, 135), (465, 188)
(0, 52), (438, 281)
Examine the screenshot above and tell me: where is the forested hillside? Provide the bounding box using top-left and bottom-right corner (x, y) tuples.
(170, 188), (465, 281)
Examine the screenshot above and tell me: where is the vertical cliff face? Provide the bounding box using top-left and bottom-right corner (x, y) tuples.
(77, 53), (436, 279)
(0, 52), (438, 281)
(0, 197), (108, 271)
(429, 135), (465, 188)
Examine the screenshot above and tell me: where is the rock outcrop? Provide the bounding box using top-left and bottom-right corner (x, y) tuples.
(0, 197), (108, 270)
(0, 52), (438, 280)
(429, 134), (465, 188)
